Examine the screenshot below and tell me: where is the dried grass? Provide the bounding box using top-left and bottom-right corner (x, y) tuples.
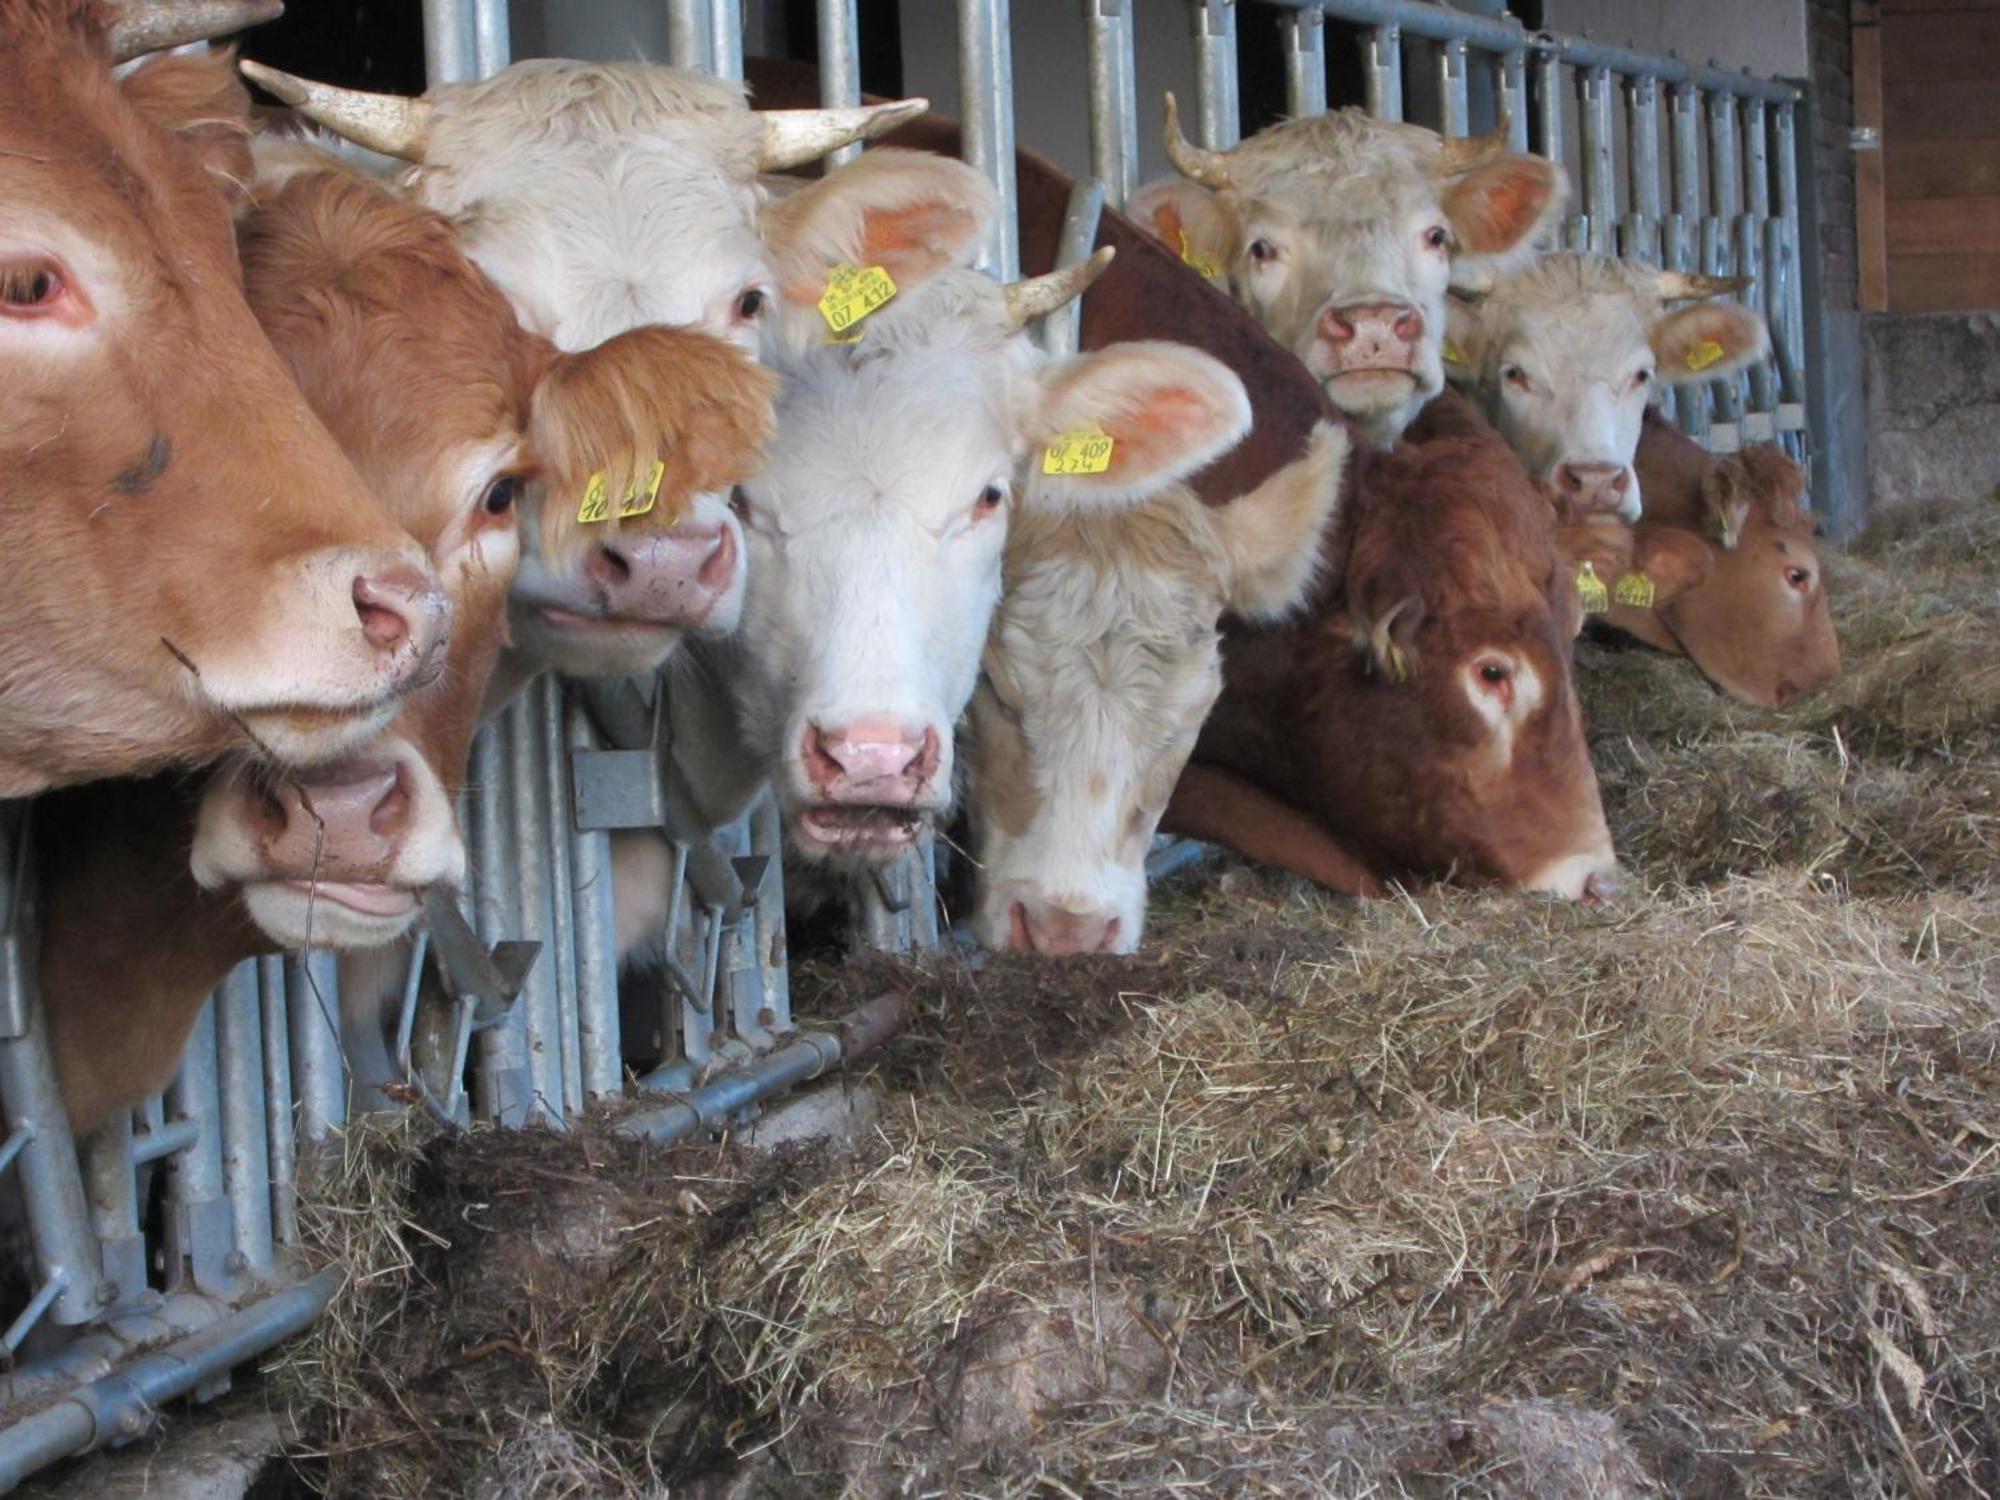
(271, 496), (2000, 1499)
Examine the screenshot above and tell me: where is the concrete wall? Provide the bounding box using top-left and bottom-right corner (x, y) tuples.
(1538, 0), (1808, 83)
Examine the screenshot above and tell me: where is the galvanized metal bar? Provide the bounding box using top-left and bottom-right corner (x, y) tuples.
(1625, 72), (1662, 262)
(1041, 177), (1106, 358)
(1497, 51), (1528, 152)
(468, 721), (532, 1126)
(707, 0), (743, 79)
(285, 952), (345, 1142)
(565, 701), (621, 1101)
(421, 0), (474, 89)
(1704, 88), (1744, 446)
(1739, 97), (1776, 435)
(1666, 82), (1708, 441)
(470, 0), (507, 78)
(959, 0), (1019, 279)
(162, 999), (236, 1297)
(536, 680), (583, 1116)
(1282, 4), (1328, 120)
(256, 956), (296, 1247)
(506, 692), (564, 1122)
(1532, 51), (1562, 167)
(816, 0), (862, 167)
(215, 964), (273, 1277)
(1364, 25), (1403, 122)
(1085, 0), (1139, 207)
(665, 0), (711, 73)
(1436, 36), (1469, 139)
(1578, 65), (1615, 256)
(748, 791), (790, 1035)
(129, 1116), (198, 1167)
(1771, 102), (1809, 440)
(1191, 0), (1241, 149)
(78, 1120), (144, 1312)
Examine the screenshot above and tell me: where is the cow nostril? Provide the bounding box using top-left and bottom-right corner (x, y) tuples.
(588, 544), (632, 588)
(1393, 308), (1423, 340)
(1008, 902), (1032, 951)
(352, 576), (409, 653)
(1609, 468), (1632, 495)
(1097, 917), (1123, 952)
(800, 725), (843, 786)
(369, 763), (412, 839)
(910, 727), (942, 780)
(1319, 307), (1356, 342)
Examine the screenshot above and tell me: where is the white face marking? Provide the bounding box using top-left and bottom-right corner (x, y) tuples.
(1460, 649), (1545, 765)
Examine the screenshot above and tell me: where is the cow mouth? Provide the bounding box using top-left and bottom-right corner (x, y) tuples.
(1324, 367), (1418, 388)
(536, 608), (685, 637)
(795, 805), (925, 851)
(276, 879), (422, 919)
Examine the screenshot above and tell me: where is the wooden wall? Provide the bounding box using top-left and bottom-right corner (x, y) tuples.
(1856, 0), (2000, 312)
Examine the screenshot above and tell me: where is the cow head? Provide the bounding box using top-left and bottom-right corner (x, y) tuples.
(1129, 100), (1565, 446)
(1308, 436), (1616, 898)
(1446, 253), (1770, 520)
(240, 59), (917, 683)
(970, 422), (1346, 955)
(189, 164), (746, 945)
(1571, 434), (1839, 708)
(0, 12), (454, 795)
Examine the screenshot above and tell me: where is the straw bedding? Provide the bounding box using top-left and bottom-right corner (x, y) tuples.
(268, 493), (2000, 1498)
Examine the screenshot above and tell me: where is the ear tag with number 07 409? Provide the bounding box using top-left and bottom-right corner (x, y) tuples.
(1042, 424), (1116, 476)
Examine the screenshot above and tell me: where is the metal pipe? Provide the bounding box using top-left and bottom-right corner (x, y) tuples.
(78, 1119), (142, 1312)
(1667, 82), (1708, 441)
(958, 0), (1019, 279)
(0, 1268), (340, 1492)
(1739, 97), (1776, 434)
(257, 956), (296, 1247)
(129, 1116), (199, 1167)
(1283, 4), (1328, 120)
(285, 951), (345, 1142)
(1578, 65), (1615, 255)
(708, 0), (743, 79)
(421, 0), (473, 90)
(1533, 51), (1562, 166)
(1497, 50), (1527, 152)
(469, 720), (531, 1126)
(1085, 0), (1139, 208)
(215, 964), (273, 1277)
(537, 680), (582, 1116)
(1364, 24), (1403, 122)
(665, 0), (710, 73)
(506, 693), (563, 1122)
(1625, 72), (1662, 261)
(1772, 102), (1808, 430)
(565, 702), (621, 1101)
(748, 790), (790, 1035)
(1191, 0), (1241, 149)
(162, 1000), (234, 1297)
(470, 0), (507, 78)
(617, 992), (905, 1143)
(1041, 177), (1106, 359)
(1437, 36), (1469, 139)
(1704, 88), (1744, 445)
(1145, 837), (1215, 883)
(816, 0), (862, 167)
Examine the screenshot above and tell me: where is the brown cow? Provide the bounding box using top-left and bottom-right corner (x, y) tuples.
(0, 5), (455, 794)
(1164, 428), (1617, 902)
(42, 159), (769, 1131)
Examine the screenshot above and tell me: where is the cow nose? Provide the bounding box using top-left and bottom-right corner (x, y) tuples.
(256, 761), (410, 877)
(584, 522), (740, 626)
(352, 566), (451, 681)
(1553, 462), (1633, 516)
(1008, 899), (1122, 956)
(800, 716), (941, 803)
(1319, 300), (1425, 360)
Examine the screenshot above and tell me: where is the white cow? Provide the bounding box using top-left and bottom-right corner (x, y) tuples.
(1439, 252), (1771, 521)
(1129, 100), (1568, 446)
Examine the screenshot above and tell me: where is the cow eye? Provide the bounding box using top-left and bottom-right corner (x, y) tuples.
(729, 489), (752, 523)
(1503, 364), (1532, 392)
(1247, 238), (1279, 265)
(972, 482), (1007, 518)
(481, 474), (521, 516)
(1479, 661), (1510, 686)
(1785, 565), (1812, 592)
(735, 287), (768, 321)
(0, 260), (64, 312)
(1423, 224), (1450, 251)
(1632, 367), (1654, 389)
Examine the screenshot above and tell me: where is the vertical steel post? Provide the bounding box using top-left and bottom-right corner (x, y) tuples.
(286, 951), (344, 1142)
(1364, 25), (1403, 122)
(1772, 101), (1809, 448)
(1624, 73), (1662, 263)
(749, 791), (790, 1034)
(1577, 66), (1615, 256)
(708, 0), (743, 79)
(470, 0), (508, 78)
(1668, 82), (1708, 440)
(1283, 5), (1327, 120)
(257, 955), (297, 1247)
(163, 1000), (235, 1296)
(506, 693), (564, 1123)
(421, 0), (474, 89)
(565, 702), (621, 1102)
(79, 1122), (142, 1310)
(215, 964), (273, 1278)
(537, 680), (583, 1116)
(666, 0), (712, 73)
(1533, 52), (1562, 171)
(1497, 51), (1528, 152)
(1192, 0), (1240, 149)
(1041, 177), (1105, 358)
(1739, 96), (1776, 438)
(468, 722), (531, 1125)
(1705, 88), (1744, 448)
(1437, 37), (1469, 139)
(817, 0), (863, 167)
(1086, 0), (1139, 208)
(960, 0), (1019, 279)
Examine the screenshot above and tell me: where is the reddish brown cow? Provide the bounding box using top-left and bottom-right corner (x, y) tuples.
(0, 5), (455, 794)
(1164, 429), (1616, 901)
(41, 160), (771, 1131)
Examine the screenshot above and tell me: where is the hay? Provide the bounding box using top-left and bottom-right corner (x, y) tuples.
(268, 496), (2000, 1499)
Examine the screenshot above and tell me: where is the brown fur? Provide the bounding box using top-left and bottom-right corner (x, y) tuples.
(0, 16), (418, 793)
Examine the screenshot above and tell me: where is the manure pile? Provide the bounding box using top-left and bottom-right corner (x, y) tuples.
(273, 497), (2000, 1499)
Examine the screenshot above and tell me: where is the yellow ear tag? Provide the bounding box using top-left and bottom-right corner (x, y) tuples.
(1042, 424), (1116, 477)
(1442, 339), (1468, 367)
(818, 263), (898, 339)
(1384, 641), (1412, 683)
(1177, 228), (1223, 281)
(1684, 339), (1727, 373)
(1613, 569), (1657, 609)
(1576, 560), (1610, 614)
(578, 458), (668, 526)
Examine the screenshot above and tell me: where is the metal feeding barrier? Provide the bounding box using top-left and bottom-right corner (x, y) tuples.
(0, 0), (1822, 1489)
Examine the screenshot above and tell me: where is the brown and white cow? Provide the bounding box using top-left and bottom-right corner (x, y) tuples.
(967, 422), (1348, 954)
(1163, 427), (1617, 902)
(1127, 100), (1566, 446)
(240, 56), (920, 685)
(1442, 252), (1769, 520)
(41, 158), (755, 1131)
(0, 5), (454, 795)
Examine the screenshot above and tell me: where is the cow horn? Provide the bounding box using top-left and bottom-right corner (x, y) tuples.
(758, 98), (929, 170)
(107, 0), (283, 62)
(238, 60), (432, 161)
(1434, 114), (1512, 175)
(1162, 92), (1233, 190)
(1645, 268), (1754, 302)
(1001, 245), (1115, 331)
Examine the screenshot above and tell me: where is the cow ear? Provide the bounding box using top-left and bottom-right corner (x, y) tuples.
(1630, 524), (1715, 604)
(1733, 443), (1810, 531)
(1650, 300), (1769, 385)
(1126, 178), (1236, 280)
(1351, 594), (1425, 682)
(762, 149), (997, 311)
(1441, 294), (1486, 381)
(1026, 341), (1252, 509)
(1441, 155), (1567, 270)
(1208, 422), (1348, 620)
(119, 48), (256, 215)
(1699, 459), (1755, 550)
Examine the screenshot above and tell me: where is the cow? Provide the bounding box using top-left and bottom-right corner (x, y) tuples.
(1127, 99), (1567, 446)
(967, 421), (1348, 954)
(1438, 252), (1770, 520)
(1162, 426), (1618, 903)
(238, 56), (925, 686)
(0, 2), (457, 795)
(39, 158), (761, 1131)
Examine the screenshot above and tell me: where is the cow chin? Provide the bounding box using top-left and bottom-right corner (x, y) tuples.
(508, 603), (693, 680)
(231, 699), (405, 771)
(1314, 366), (1437, 443)
(239, 880), (425, 950)
(787, 804), (932, 865)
